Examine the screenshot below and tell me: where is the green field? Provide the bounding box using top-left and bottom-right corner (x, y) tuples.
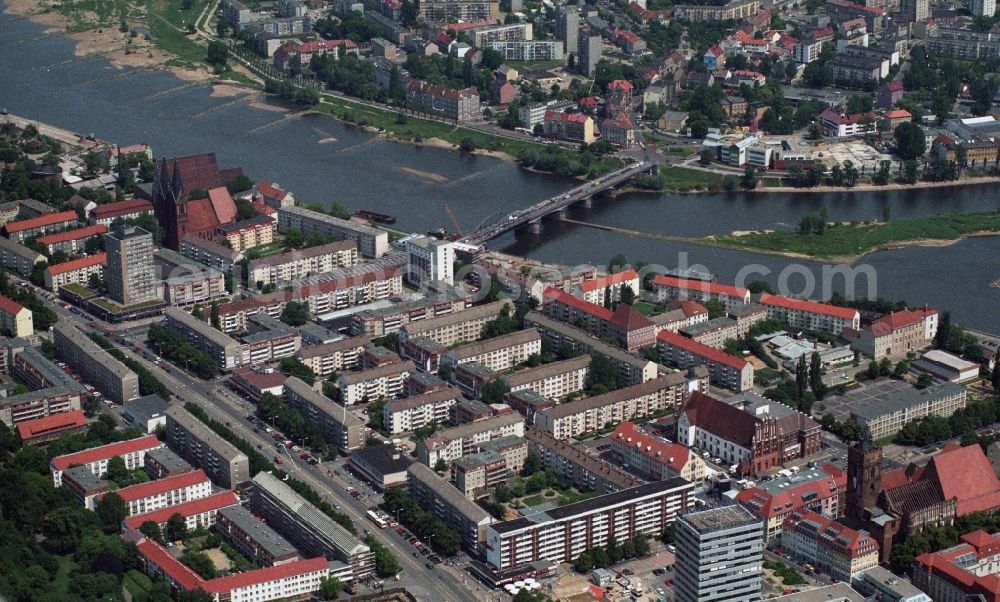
(506, 59), (567, 73)
(632, 300), (657, 316)
(709, 210), (1000, 259)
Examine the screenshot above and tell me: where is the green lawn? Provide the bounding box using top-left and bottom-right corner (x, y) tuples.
(660, 166), (726, 190)
(632, 300), (657, 316)
(521, 494), (547, 507)
(124, 570), (154, 598)
(506, 59), (567, 73)
(52, 556), (79, 596)
(662, 146), (696, 157)
(709, 210), (1000, 259)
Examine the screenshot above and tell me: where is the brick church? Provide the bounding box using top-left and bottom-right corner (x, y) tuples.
(148, 153), (243, 249)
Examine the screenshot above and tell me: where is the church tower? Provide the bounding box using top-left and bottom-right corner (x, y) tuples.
(846, 432), (882, 524)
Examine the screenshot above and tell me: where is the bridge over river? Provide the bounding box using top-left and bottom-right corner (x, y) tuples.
(461, 161), (656, 245)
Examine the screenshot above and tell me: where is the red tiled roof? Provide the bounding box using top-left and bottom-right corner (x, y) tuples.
(230, 367), (287, 390)
(611, 421), (690, 472)
(0, 294), (25, 315)
(884, 81), (904, 92)
(608, 79), (633, 92)
(924, 443), (1000, 516)
(579, 269), (638, 293)
(816, 108), (877, 126)
(811, 26), (834, 38)
(124, 491), (240, 529)
(608, 302), (654, 331)
(679, 300), (709, 317)
(207, 187), (237, 225)
(203, 557), (328, 593)
(578, 96), (597, 109)
(867, 308), (936, 337)
(783, 510), (879, 557)
(36, 224), (108, 245)
(935, 133), (957, 147)
(545, 110), (591, 124)
(297, 39), (357, 53)
(737, 470), (847, 518)
(184, 198), (221, 236)
(681, 391), (756, 446)
(256, 180), (288, 201)
(17, 409), (86, 440)
(166, 153), (226, 195)
(4, 210), (78, 234)
(91, 199), (153, 220)
(759, 293), (859, 320)
(658, 330), (748, 370)
(886, 109), (912, 120)
(652, 275), (749, 299)
(51, 434), (161, 470)
(136, 539), (206, 590)
(109, 144), (150, 157)
(544, 287), (613, 321)
(107, 469), (208, 503)
(46, 252), (107, 276)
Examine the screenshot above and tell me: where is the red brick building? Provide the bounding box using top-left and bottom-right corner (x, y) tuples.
(151, 153), (243, 249)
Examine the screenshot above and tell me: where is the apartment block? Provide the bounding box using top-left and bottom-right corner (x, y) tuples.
(294, 336), (370, 378)
(574, 269), (640, 306)
(657, 330), (754, 392)
(0, 295), (32, 338)
(180, 233), (242, 272)
(105, 226), (159, 306)
(89, 199), (153, 227)
(542, 288), (655, 352)
(399, 335), (449, 372)
(164, 307), (244, 370)
(405, 80), (483, 122)
(610, 421), (705, 483)
(534, 371), (703, 439)
(451, 436), (528, 499)
(43, 253), (106, 293)
(843, 308), (938, 358)
(249, 471), (374, 580)
(489, 40), (564, 61)
(524, 311), (658, 386)
(486, 479), (694, 571)
(277, 206), (389, 258)
(418, 413), (525, 466)
(782, 510), (879, 582)
(248, 239), (358, 287)
(35, 224), (107, 255)
(165, 405), (251, 489)
(442, 329), (542, 372)
(350, 293), (471, 337)
(123, 491), (240, 532)
(101, 469), (213, 516)
(284, 377), (364, 451)
(216, 214), (276, 252)
(472, 22), (532, 46)
(3, 210), (78, 242)
(338, 360), (413, 405)
(849, 381), (967, 440)
(0, 236), (45, 277)
(407, 462), (495, 552)
(399, 299), (514, 346)
(526, 428), (642, 493)
(652, 275), (750, 312)
(679, 316), (739, 349)
(216, 504), (300, 566)
(50, 434), (162, 487)
(502, 354), (590, 401)
(674, 505), (764, 602)
(53, 322), (139, 403)
(735, 467), (847, 542)
(384, 386), (462, 435)
(672, 0), (760, 20)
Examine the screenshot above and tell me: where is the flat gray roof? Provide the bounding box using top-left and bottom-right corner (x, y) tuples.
(679, 504), (761, 534)
(403, 300), (513, 336)
(503, 354), (591, 388)
(284, 377), (364, 428)
(218, 504), (298, 559)
(448, 329), (540, 361)
(55, 322), (137, 379)
(433, 412), (524, 442)
(407, 461), (492, 524)
(165, 405), (248, 462)
(846, 381), (966, 420)
(165, 307), (241, 350)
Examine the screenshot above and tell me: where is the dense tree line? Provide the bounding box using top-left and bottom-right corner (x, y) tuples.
(383, 487), (461, 555)
(363, 535), (401, 577)
(0, 274), (58, 331)
(573, 534), (651, 572)
(183, 403), (274, 476)
(88, 333), (171, 399)
(257, 392), (323, 449)
(148, 323), (219, 379)
(895, 396), (1000, 447)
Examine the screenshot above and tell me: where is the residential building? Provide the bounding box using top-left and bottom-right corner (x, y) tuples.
(535, 372), (704, 439)
(277, 206), (389, 258)
(658, 331), (753, 392)
(347, 444), (413, 490)
(442, 329), (541, 372)
(542, 288), (656, 352)
(165, 405), (250, 488)
(485, 479), (695, 571)
(577, 34), (602, 76)
(105, 226), (158, 306)
(337, 360), (413, 405)
(0, 366), (84, 428)
(405, 235), (454, 286)
(652, 275), (750, 312)
(794, 40), (825, 63)
(3, 210), (78, 242)
(272, 39), (358, 70)
(602, 115), (636, 149)
(399, 335), (449, 372)
(758, 293), (860, 335)
(89, 199), (154, 227)
(216, 505), (300, 566)
(43, 253), (106, 292)
(247, 240), (358, 288)
(489, 40), (563, 61)
(123, 490), (239, 531)
(227, 367), (286, 402)
(737, 466), (848, 542)
(407, 462), (495, 551)
(164, 307), (244, 370)
(970, 0), (996, 17)
(610, 421), (705, 483)
(556, 7), (577, 57)
(180, 233), (242, 272)
(815, 108), (877, 138)
(35, 224), (107, 255)
(62, 466), (112, 509)
(399, 299), (513, 346)
(284, 377), (364, 451)
(50, 434), (162, 486)
(384, 387), (462, 435)
(502, 355), (590, 401)
(0, 295), (32, 337)
(912, 529), (1000, 601)
(0, 236), (45, 277)
(216, 214), (276, 252)
(418, 413), (525, 466)
(295, 337), (369, 378)
(782, 511), (879, 582)
(15, 409), (88, 446)
(249, 471), (374, 580)
(525, 428), (642, 493)
(676, 391), (822, 475)
(543, 111), (596, 144)
(418, 0), (499, 20)
(848, 381), (967, 440)
(652, 301), (710, 334)
(451, 436), (527, 499)
(123, 395), (170, 433)
(143, 447), (194, 479)
(405, 80), (482, 122)
(672, 0), (760, 20)
(53, 322), (139, 403)
(574, 269), (639, 306)
(99, 469), (213, 516)
(679, 316), (739, 349)
(524, 311), (657, 386)
(674, 505), (764, 602)
(854, 566), (931, 602)
(844, 308), (938, 358)
(350, 292), (471, 337)
(156, 251), (227, 307)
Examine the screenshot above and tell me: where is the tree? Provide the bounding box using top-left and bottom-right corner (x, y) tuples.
(280, 300), (310, 326)
(741, 166), (758, 190)
(139, 520), (163, 543)
(796, 355), (808, 400)
(916, 372), (934, 389)
(588, 353), (620, 392)
(206, 41), (229, 69)
(459, 137), (476, 153)
(96, 492), (127, 534)
(166, 512), (188, 541)
(481, 379), (509, 404)
(992, 352), (1000, 392)
(619, 284), (636, 306)
(434, 458), (449, 472)
(894, 122), (927, 160)
(809, 352), (825, 399)
(318, 576), (343, 600)
(105, 455), (128, 484)
(522, 452), (541, 476)
(936, 311), (951, 349)
(180, 550), (218, 579)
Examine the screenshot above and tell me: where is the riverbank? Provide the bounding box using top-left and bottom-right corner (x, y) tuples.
(754, 174), (1000, 193)
(706, 211), (1000, 262)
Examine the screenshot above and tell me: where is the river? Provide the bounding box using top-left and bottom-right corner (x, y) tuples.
(1, 7), (998, 332)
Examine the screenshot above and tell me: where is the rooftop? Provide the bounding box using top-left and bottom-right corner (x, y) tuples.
(759, 293), (860, 320)
(845, 380), (966, 421)
(124, 491), (239, 529)
(407, 461), (493, 524)
(217, 504), (297, 559)
(679, 504), (761, 534)
(539, 372), (691, 420)
(503, 355), (591, 389)
(339, 360), (414, 386)
(144, 447), (192, 473)
(448, 329), (541, 361)
(350, 444), (413, 477)
(386, 386), (461, 413)
(4, 210), (78, 233)
(247, 239), (356, 269)
(165, 405), (249, 463)
(402, 300), (513, 336)
(35, 224), (108, 246)
(107, 469), (208, 503)
(658, 330), (749, 370)
(652, 275), (749, 299)
(432, 412), (524, 443)
(51, 433), (161, 471)
(46, 252), (107, 276)
(16, 409), (87, 440)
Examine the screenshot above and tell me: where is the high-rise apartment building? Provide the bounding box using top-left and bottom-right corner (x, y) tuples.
(556, 7), (578, 59)
(970, 0), (996, 16)
(578, 33), (602, 76)
(675, 505), (764, 602)
(105, 226), (158, 306)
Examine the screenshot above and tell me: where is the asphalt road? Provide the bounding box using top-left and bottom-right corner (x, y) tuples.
(23, 279), (485, 602)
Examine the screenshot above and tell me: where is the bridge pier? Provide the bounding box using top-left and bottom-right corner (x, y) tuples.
(581, 196), (593, 208)
(528, 219), (542, 233)
(557, 208), (568, 219)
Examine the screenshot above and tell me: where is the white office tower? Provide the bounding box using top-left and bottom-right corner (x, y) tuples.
(675, 505), (764, 602)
